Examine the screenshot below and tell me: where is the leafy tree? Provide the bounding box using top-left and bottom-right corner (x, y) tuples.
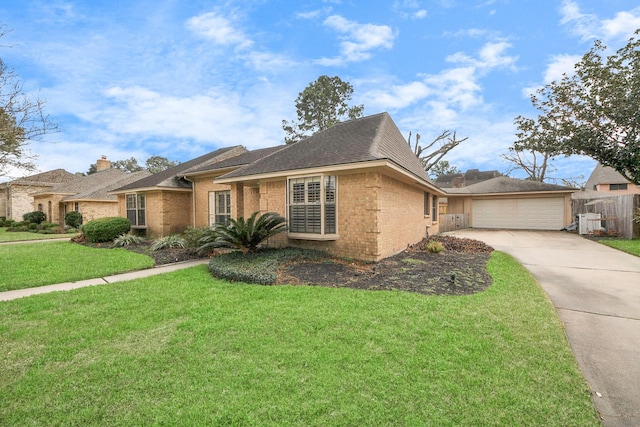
(197, 211), (286, 255)
(1, 27), (58, 178)
(87, 155), (178, 174)
(145, 155), (178, 173)
(513, 30), (640, 184)
(408, 130), (468, 174)
(428, 160), (461, 180)
(112, 157), (144, 173)
(282, 75), (364, 144)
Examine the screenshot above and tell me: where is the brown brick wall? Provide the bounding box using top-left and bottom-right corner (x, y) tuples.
(378, 174), (432, 257)
(192, 176), (231, 227)
(77, 201), (119, 223)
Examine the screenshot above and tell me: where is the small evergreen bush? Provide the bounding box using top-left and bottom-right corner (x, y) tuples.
(65, 211), (83, 229)
(182, 226), (210, 248)
(23, 211), (47, 224)
(208, 247), (328, 285)
(28, 223), (38, 230)
(82, 217), (131, 243)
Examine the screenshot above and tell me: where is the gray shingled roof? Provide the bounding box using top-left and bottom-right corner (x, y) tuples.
(112, 146), (246, 192)
(64, 170), (152, 201)
(445, 176), (575, 194)
(218, 112), (431, 183)
(3, 169), (76, 186)
(185, 146), (286, 175)
(35, 168), (128, 195)
(585, 163), (629, 189)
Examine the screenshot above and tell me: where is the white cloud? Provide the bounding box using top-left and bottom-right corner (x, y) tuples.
(317, 15), (395, 65)
(561, 1), (640, 42)
(447, 41), (517, 71)
(186, 11), (253, 49)
(601, 10), (640, 40)
(365, 82), (431, 109)
(543, 54), (581, 83)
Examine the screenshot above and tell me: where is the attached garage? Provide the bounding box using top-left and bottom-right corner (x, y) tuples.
(443, 176), (577, 231)
(472, 197), (566, 230)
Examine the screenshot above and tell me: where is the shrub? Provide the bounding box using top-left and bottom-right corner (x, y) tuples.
(182, 226), (210, 248)
(198, 212), (286, 255)
(82, 217), (131, 243)
(65, 211), (83, 229)
(425, 240), (445, 253)
(151, 235), (187, 251)
(23, 211), (47, 224)
(113, 233), (147, 247)
(4, 219), (16, 228)
(0, 216), (5, 227)
(208, 247), (328, 285)
(28, 223), (38, 230)
(6, 226), (29, 232)
(40, 222), (58, 230)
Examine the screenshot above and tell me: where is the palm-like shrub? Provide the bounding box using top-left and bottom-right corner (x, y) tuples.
(151, 235), (187, 251)
(198, 212), (287, 255)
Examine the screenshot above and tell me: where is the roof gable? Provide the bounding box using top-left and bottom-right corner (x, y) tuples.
(185, 146), (287, 175)
(4, 169), (76, 186)
(112, 145), (247, 192)
(218, 112), (431, 183)
(585, 163), (629, 189)
(64, 170), (152, 201)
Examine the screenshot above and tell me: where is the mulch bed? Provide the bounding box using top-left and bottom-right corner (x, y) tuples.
(76, 235), (494, 296)
(277, 235), (494, 296)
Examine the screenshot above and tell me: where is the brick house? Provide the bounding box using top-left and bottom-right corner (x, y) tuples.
(110, 146), (248, 237)
(191, 112), (445, 261)
(32, 157), (151, 225)
(111, 112), (444, 261)
(0, 169), (76, 221)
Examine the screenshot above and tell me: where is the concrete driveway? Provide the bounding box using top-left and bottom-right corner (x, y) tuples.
(448, 230), (640, 427)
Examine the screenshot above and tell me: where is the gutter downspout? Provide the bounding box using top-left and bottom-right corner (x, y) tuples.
(182, 176), (197, 230)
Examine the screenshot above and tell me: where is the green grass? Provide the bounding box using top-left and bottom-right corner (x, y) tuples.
(0, 242), (155, 291)
(598, 238), (640, 257)
(0, 227), (78, 242)
(0, 252), (599, 426)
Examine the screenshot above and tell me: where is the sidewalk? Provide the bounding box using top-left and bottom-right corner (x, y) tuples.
(0, 259), (210, 301)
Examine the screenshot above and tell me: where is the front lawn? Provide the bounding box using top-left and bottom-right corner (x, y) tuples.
(0, 252), (599, 426)
(0, 241), (155, 291)
(0, 227), (78, 242)
(597, 238), (640, 257)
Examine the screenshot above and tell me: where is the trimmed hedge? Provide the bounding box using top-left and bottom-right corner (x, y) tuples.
(65, 211), (83, 228)
(208, 247), (328, 285)
(83, 217), (131, 243)
(23, 211), (47, 224)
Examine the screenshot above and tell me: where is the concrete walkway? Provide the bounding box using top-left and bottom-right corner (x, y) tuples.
(448, 230), (640, 427)
(0, 259), (209, 301)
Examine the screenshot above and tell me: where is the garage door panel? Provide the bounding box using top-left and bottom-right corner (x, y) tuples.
(472, 198), (565, 230)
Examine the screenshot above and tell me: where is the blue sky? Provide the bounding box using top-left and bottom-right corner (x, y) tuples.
(1, 0), (639, 182)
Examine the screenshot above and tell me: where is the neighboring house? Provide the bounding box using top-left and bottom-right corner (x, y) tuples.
(445, 177), (576, 230)
(210, 112), (445, 261)
(435, 169), (501, 189)
(0, 169), (76, 221)
(32, 157), (151, 225)
(110, 146), (248, 237)
(584, 163), (640, 195)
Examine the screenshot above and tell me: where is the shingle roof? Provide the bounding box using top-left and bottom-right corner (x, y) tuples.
(585, 163), (629, 189)
(64, 170), (152, 201)
(218, 112), (431, 183)
(445, 176), (575, 194)
(3, 169), (76, 186)
(112, 146), (247, 192)
(35, 168), (128, 195)
(185, 146), (287, 175)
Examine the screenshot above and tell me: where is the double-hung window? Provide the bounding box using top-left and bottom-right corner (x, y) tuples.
(210, 190), (231, 225)
(288, 175), (337, 238)
(126, 194), (146, 227)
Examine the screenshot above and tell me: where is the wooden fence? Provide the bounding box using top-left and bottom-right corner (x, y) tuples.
(438, 213), (469, 233)
(571, 194), (640, 238)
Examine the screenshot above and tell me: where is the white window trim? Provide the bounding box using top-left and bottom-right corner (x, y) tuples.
(286, 174), (339, 241)
(209, 190), (231, 226)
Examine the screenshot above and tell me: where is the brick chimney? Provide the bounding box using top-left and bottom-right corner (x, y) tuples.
(96, 155), (111, 172)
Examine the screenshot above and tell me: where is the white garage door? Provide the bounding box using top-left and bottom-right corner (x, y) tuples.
(472, 198), (565, 230)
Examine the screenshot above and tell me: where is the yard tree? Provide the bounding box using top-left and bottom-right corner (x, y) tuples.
(282, 75), (364, 144)
(511, 29), (640, 184)
(0, 27), (58, 178)
(408, 130), (468, 174)
(145, 155), (179, 173)
(428, 160), (461, 180)
(87, 155), (178, 174)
